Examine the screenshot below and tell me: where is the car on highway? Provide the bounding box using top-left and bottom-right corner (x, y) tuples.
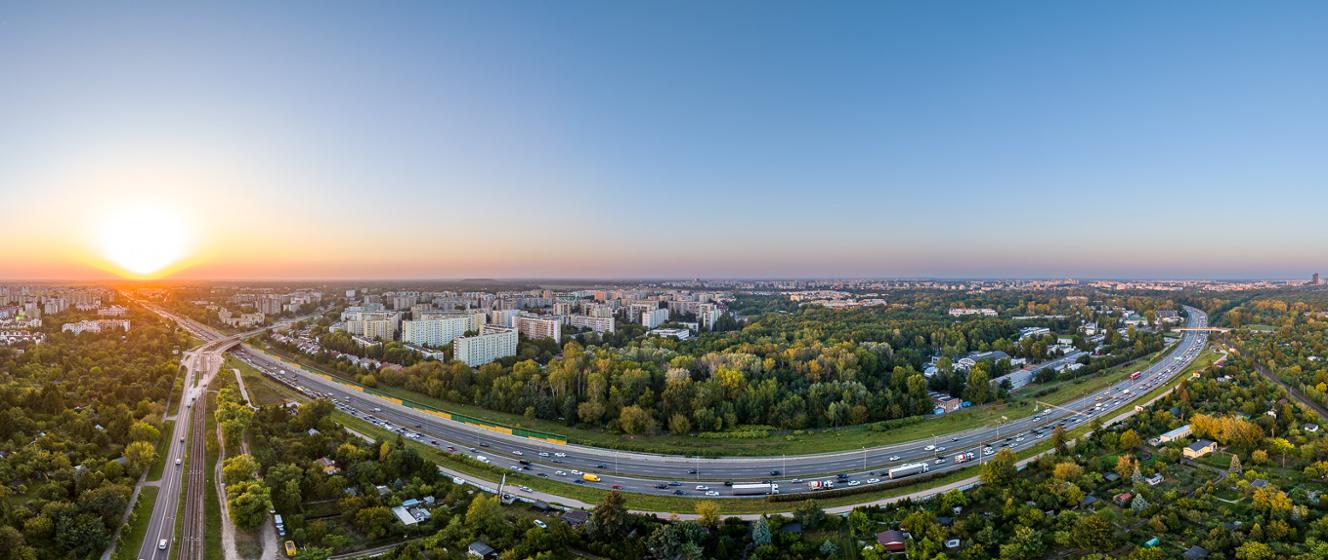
(695, 485), (710, 490)
(555, 470), (567, 476)
(520, 486), (533, 492)
(866, 478), (880, 484)
(554, 452), (566, 457)
(654, 483), (669, 489)
(705, 490), (720, 496)
(924, 444), (936, 451)
(889, 455), (901, 461)
(513, 451), (523, 456)
(673, 490), (685, 495)
(571, 470), (583, 475)
(846, 480), (860, 486)
(611, 485), (622, 490)
(175, 458), (182, 466)
(934, 458), (947, 465)
(159, 539), (168, 550)
(539, 452), (549, 457)
(936, 446), (946, 452)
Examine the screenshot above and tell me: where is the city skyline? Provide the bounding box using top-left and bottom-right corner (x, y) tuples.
(4, 2), (1327, 280)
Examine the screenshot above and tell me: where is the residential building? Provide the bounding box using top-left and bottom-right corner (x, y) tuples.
(401, 315), (471, 347)
(61, 319), (131, 335)
(488, 309), (521, 328)
(948, 308), (997, 317)
(513, 315), (561, 343)
(568, 314), (615, 334)
(641, 307), (670, 329)
(454, 326), (518, 367)
(1157, 424), (1192, 444)
(97, 305), (128, 317)
(1183, 439), (1217, 458)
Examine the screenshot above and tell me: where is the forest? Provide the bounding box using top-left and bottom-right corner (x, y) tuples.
(0, 304), (190, 560)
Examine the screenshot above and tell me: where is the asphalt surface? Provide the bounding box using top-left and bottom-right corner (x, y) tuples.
(213, 307), (1209, 499)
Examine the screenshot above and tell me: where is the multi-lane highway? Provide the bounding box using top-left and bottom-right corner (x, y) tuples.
(222, 306), (1208, 499)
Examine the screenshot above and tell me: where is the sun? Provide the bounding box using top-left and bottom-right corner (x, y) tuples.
(98, 206), (190, 277)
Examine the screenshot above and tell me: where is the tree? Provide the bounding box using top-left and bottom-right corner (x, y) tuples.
(1266, 438), (1294, 468)
(964, 365), (993, 404)
(292, 546), (333, 560)
(355, 506), (398, 540)
(55, 512), (110, 558)
(694, 501), (720, 529)
(999, 526), (1045, 560)
(1071, 515), (1113, 551)
(1053, 425), (1070, 455)
(751, 516), (772, 546)
(1229, 453), (1243, 476)
(793, 499), (825, 530)
(464, 495), (504, 537)
(1116, 454), (1136, 480)
(128, 420), (160, 443)
(591, 491), (628, 539)
(618, 405), (655, 435)
(123, 441), (157, 474)
(667, 413), (691, 435)
(1235, 541), (1275, 560)
(222, 454), (260, 485)
(1131, 494), (1150, 513)
(1251, 449), (1269, 465)
(1119, 429), (1142, 451)
(646, 521), (707, 560)
(1053, 462), (1083, 482)
(981, 448), (1017, 486)
(226, 480), (273, 529)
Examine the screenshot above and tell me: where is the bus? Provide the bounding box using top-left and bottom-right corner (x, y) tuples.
(1129, 371), (1142, 381)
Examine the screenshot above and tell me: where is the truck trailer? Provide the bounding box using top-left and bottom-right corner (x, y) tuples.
(731, 483), (777, 496)
(887, 463), (930, 480)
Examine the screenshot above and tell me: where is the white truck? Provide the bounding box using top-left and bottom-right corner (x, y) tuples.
(887, 463), (930, 480)
(732, 483), (778, 496)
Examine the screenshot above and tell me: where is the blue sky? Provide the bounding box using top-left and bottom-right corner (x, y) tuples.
(1, 2), (1326, 279)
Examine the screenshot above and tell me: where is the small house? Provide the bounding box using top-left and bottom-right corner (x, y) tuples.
(467, 541), (496, 558)
(1183, 545), (1209, 560)
(1113, 492), (1134, 506)
(875, 530), (908, 553)
(1183, 439), (1216, 459)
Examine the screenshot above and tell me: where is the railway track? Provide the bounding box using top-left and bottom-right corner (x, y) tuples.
(178, 378), (209, 560)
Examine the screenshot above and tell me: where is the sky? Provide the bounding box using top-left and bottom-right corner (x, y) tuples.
(1, 1), (1326, 281)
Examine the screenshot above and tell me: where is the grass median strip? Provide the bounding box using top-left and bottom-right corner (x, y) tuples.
(111, 486), (160, 560)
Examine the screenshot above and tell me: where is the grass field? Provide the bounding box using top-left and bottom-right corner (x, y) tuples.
(112, 486), (160, 560)
(255, 341), (1178, 457)
(148, 419), (176, 482)
(225, 356), (289, 406)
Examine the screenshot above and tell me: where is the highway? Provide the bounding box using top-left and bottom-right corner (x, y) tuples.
(216, 306), (1209, 499)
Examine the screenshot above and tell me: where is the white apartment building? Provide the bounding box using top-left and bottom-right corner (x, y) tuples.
(454, 326), (518, 367)
(513, 315), (562, 343)
(488, 309), (521, 328)
(401, 315), (471, 347)
(61, 319), (131, 335)
(696, 303), (721, 331)
(948, 308), (998, 317)
(568, 314), (615, 334)
(97, 305), (128, 317)
(345, 312), (402, 341)
(641, 307), (670, 329)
